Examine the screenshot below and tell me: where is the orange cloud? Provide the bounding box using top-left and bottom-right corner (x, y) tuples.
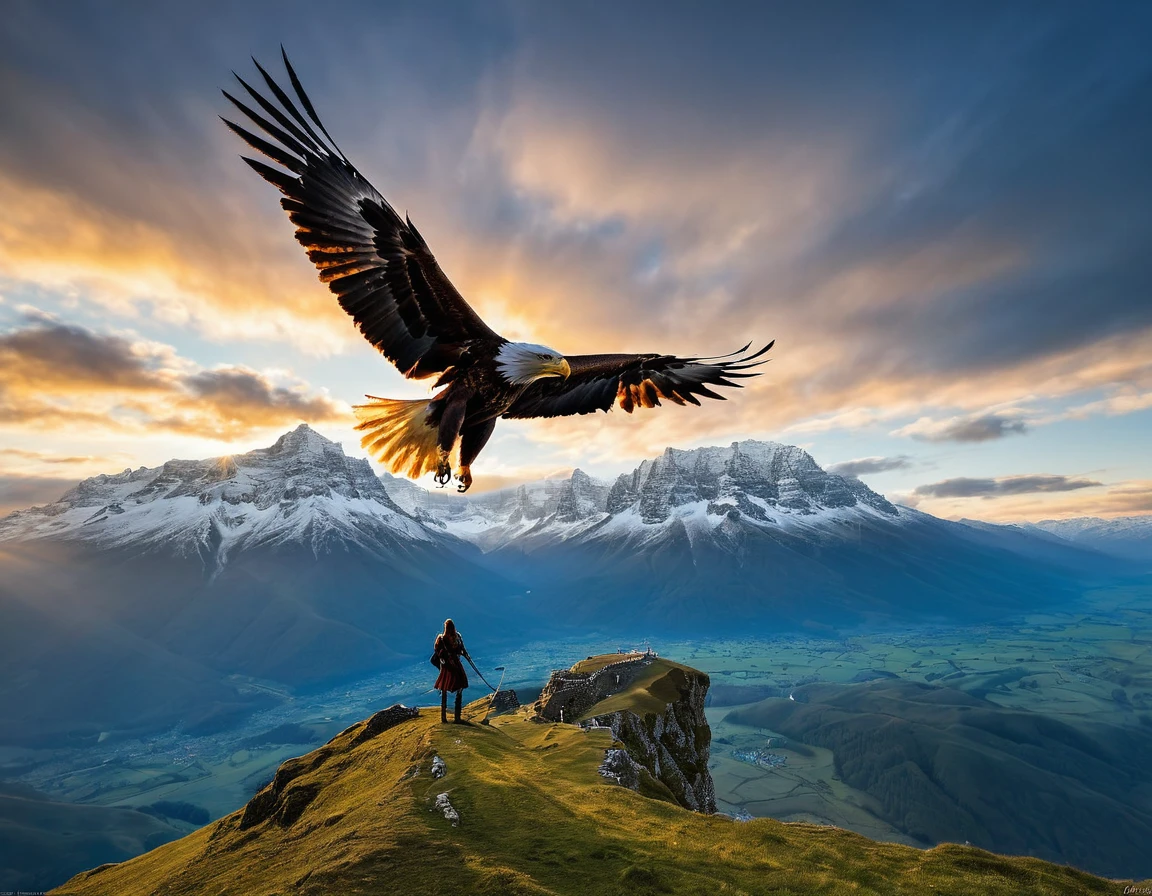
(0, 474), (78, 517)
(0, 319), (347, 441)
(895, 479), (1152, 522)
(0, 174), (350, 353)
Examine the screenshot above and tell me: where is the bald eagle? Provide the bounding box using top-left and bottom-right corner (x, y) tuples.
(223, 52), (773, 492)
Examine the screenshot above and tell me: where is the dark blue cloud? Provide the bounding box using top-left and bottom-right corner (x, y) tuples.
(828, 455), (914, 477)
(915, 474), (1103, 498)
(904, 413), (1030, 443)
(789, 5), (1152, 373)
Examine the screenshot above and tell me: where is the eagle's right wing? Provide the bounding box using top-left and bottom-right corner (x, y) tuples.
(503, 343), (773, 419)
(222, 50), (501, 381)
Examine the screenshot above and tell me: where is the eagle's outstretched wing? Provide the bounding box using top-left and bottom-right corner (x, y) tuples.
(502, 342), (773, 419)
(222, 50), (500, 381)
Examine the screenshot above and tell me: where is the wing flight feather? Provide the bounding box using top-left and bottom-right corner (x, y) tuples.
(503, 342), (774, 419)
(222, 50), (500, 380)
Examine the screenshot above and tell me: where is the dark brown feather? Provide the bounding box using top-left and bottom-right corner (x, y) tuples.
(503, 344), (772, 420)
(223, 54), (502, 381)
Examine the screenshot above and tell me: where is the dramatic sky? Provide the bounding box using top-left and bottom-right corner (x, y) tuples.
(2, 0), (1150, 520)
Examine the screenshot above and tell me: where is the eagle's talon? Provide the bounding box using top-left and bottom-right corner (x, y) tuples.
(454, 466), (472, 493)
(433, 449), (453, 487)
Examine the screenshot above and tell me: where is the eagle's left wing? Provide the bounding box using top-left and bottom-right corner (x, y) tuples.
(502, 342), (773, 419)
(221, 50), (501, 382)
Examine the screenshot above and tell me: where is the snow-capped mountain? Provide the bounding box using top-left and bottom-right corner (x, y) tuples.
(1028, 516), (1152, 565)
(0, 424), (437, 570)
(404, 441), (1095, 630)
(414, 441), (900, 552)
(608, 441), (898, 519)
(0, 426), (514, 740)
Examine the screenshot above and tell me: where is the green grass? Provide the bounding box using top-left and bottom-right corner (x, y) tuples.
(575, 657), (697, 721)
(570, 652), (645, 675)
(52, 684), (1143, 896)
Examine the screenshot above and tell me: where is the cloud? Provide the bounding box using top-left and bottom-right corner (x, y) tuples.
(894, 412), (1029, 443)
(1044, 482), (1152, 517)
(0, 448), (113, 465)
(0, 173), (352, 355)
(901, 479), (1152, 522)
(0, 317), (178, 391)
(0, 319), (346, 441)
(447, 8), (1152, 453)
(828, 455), (913, 477)
(913, 474), (1103, 499)
(1056, 389), (1152, 421)
(179, 369), (346, 432)
(0, 474), (76, 516)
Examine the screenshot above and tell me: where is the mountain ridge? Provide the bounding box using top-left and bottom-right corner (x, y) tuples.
(1027, 515), (1152, 564)
(388, 439), (902, 546)
(396, 440), (1105, 629)
(7, 428), (1147, 565)
(0, 424), (441, 570)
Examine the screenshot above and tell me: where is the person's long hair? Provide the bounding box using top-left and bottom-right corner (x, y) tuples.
(442, 618), (457, 644)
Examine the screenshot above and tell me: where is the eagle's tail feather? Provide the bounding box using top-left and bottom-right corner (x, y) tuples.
(353, 397), (442, 480)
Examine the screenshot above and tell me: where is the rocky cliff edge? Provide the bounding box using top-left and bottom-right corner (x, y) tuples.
(535, 653), (716, 813)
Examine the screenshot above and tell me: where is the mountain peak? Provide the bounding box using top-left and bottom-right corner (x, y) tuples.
(0, 426), (430, 559)
(268, 423), (341, 456)
(430, 437), (899, 549)
(1028, 514), (1152, 564)
(617, 438), (893, 523)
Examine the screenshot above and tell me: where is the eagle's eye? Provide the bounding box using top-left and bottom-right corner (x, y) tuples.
(537, 353), (550, 360)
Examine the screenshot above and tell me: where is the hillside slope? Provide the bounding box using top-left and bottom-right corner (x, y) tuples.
(0, 783), (184, 893)
(54, 662), (1130, 896)
(725, 679), (1152, 879)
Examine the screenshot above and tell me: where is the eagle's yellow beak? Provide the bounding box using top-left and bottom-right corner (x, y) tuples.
(549, 357), (572, 379)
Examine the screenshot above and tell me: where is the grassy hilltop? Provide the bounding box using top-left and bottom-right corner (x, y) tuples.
(53, 657), (1135, 896)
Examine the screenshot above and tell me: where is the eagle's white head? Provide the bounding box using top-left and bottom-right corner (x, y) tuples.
(495, 342), (572, 385)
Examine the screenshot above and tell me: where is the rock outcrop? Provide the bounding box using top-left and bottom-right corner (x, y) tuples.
(349, 704), (421, 747)
(534, 654), (653, 722)
(598, 748), (643, 788)
(433, 792), (460, 826)
(489, 689), (521, 713)
(584, 663), (716, 814)
(536, 655), (716, 814)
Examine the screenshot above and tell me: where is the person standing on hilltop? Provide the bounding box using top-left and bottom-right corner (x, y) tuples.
(433, 619), (470, 723)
